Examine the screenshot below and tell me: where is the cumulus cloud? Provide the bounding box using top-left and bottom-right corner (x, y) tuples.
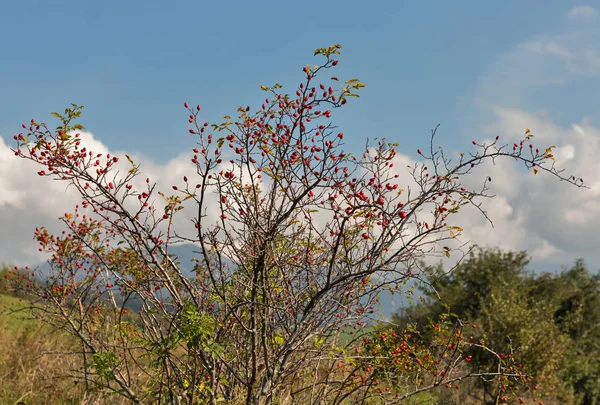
(0, 131), (209, 266)
(0, 135), (81, 265)
(456, 11), (600, 267)
(455, 114), (599, 261)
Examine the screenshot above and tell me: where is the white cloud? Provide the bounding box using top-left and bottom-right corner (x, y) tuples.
(0, 131), (211, 267)
(0, 135), (81, 265)
(471, 19), (600, 124)
(457, 14), (600, 267)
(461, 112), (599, 262)
(568, 5), (597, 20)
(3, 119), (594, 271)
(522, 40), (572, 60)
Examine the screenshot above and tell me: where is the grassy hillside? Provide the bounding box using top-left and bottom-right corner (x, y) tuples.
(0, 293), (31, 330)
(0, 292), (87, 405)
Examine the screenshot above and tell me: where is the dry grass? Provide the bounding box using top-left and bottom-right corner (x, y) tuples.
(0, 292), (525, 404)
(0, 293), (147, 405)
(0, 294), (84, 404)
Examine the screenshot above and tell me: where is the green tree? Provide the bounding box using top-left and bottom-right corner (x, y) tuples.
(393, 248), (600, 404)
(534, 260), (600, 404)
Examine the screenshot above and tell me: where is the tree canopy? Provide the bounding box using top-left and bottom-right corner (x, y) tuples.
(392, 248), (600, 404)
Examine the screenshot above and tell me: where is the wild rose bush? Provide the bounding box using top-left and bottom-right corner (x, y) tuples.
(5, 44), (583, 404)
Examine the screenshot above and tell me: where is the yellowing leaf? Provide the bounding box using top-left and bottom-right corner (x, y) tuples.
(525, 128), (531, 134)
(314, 335), (324, 349)
(533, 168), (538, 175)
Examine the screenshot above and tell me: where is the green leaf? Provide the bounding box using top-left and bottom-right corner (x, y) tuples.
(314, 335), (324, 349)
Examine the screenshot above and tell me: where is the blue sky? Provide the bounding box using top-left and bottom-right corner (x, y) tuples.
(1, 1), (600, 278)
(0, 0), (593, 160)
